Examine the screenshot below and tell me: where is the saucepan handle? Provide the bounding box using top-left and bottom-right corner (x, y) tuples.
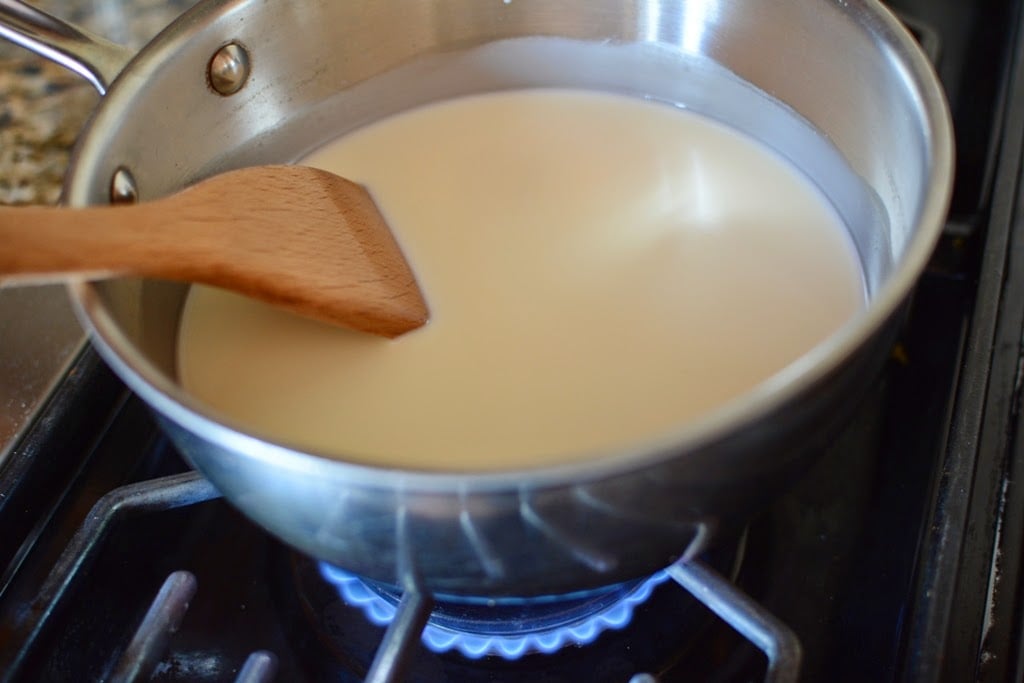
(0, 0), (133, 95)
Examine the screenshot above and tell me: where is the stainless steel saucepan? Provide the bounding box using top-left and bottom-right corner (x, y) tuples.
(0, 0), (952, 597)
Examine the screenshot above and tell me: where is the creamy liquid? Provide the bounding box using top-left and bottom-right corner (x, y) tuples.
(177, 89), (866, 470)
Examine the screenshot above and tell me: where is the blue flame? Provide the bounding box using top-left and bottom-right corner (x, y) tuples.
(319, 563), (669, 660)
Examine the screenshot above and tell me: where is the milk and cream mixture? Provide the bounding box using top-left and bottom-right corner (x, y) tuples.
(177, 89), (866, 470)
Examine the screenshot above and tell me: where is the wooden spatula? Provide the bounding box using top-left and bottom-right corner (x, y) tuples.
(0, 165), (428, 338)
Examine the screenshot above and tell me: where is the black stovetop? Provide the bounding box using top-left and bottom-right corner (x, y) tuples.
(2, 1), (1024, 681)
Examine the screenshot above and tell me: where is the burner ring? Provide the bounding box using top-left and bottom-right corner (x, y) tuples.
(318, 563), (671, 660)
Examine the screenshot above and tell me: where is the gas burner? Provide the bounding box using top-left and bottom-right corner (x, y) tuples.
(278, 527), (803, 682)
(319, 563), (672, 659)
(289, 548), (728, 681)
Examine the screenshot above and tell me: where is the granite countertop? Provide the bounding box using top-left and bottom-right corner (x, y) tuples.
(0, 0), (195, 462)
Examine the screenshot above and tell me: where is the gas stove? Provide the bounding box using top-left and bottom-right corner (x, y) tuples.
(1, 0), (1023, 681)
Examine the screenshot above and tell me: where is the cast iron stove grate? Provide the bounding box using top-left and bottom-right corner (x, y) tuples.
(0, 463), (800, 682)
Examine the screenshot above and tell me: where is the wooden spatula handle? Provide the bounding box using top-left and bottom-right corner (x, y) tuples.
(0, 203), (200, 282)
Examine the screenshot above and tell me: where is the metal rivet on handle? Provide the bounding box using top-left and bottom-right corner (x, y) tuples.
(208, 42), (251, 96)
(110, 166), (138, 204)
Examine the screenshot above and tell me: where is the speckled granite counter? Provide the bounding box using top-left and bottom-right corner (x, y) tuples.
(0, 0), (195, 460)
